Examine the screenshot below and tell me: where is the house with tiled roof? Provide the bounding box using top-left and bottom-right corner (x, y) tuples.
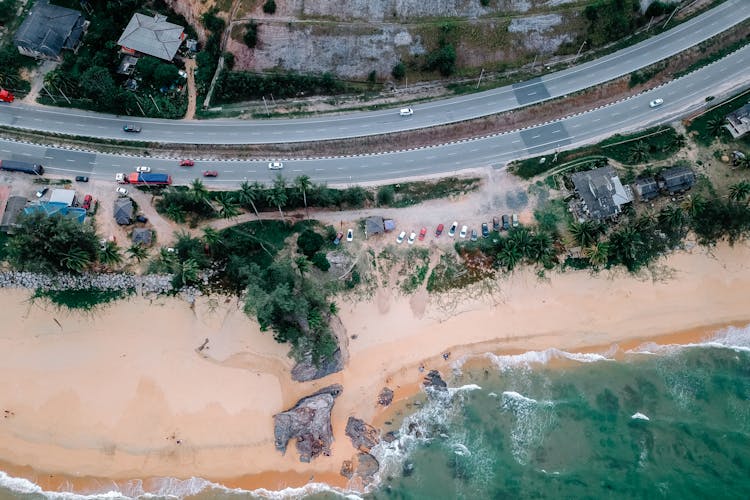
(117, 13), (185, 61)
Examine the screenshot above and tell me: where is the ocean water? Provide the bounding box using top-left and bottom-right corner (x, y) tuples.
(2, 325), (749, 500)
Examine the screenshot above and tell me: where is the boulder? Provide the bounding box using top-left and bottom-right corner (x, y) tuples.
(340, 459), (355, 479)
(273, 384), (343, 462)
(340, 453), (380, 482)
(345, 417), (380, 452)
(382, 430), (398, 443)
(291, 348), (344, 382)
(378, 387), (394, 406)
(423, 370), (447, 390)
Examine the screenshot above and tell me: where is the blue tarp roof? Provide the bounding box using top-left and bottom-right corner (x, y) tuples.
(24, 202), (86, 223)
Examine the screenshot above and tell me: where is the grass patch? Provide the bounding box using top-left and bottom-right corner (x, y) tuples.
(382, 177), (481, 208)
(509, 126), (682, 179)
(32, 288), (134, 310)
(674, 36), (750, 79)
(687, 89), (750, 146)
(426, 253), (491, 293)
(400, 248), (430, 294)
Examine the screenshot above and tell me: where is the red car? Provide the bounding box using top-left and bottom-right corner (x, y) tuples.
(82, 194), (93, 210)
(203, 170), (218, 177)
(435, 223), (444, 237)
(418, 227), (427, 241)
(180, 159), (194, 167)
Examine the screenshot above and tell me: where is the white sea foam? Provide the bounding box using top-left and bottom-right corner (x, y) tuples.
(0, 470), (357, 500)
(487, 348), (612, 371)
(631, 412), (650, 421)
(500, 391), (556, 465)
(628, 324), (750, 356)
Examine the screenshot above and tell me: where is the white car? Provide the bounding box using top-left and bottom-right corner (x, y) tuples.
(407, 231), (417, 245)
(268, 161), (284, 170)
(399, 107), (413, 116)
(649, 98), (664, 108)
(459, 225), (468, 238)
(116, 187), (128, 196)
(135, 166), (151, 173)
(448, 221), (458, 238)
(346, 229), (353, 242)
(396, 231), (406, 244)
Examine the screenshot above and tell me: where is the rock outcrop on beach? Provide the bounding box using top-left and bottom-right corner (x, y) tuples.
(291, 348), (344, 382)
(423, 370), (448, 391)
(378, 387), (394, 406)
(345, 417), (380, 453)
(273, 384), (343, 462)
(340, 452), (380, 482)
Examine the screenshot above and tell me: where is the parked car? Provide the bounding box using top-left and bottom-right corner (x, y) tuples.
(334, 232), (344, 245)
(492, 217), (500, 232)
(502, 214), (510, 230)
(649, 98), (664, 108)
(346, 229), (354, 242)
(435, 223), (444, 237)
(481, 222), (489, 238)
(396, 231), (406, 244)
(418, 227), (427, 241)
(82, 194), (93, 210)
(35, 187), (48, 198)
(135, 165), (151, 173)
(407, 231), (417, 244)
(459, 225), (468, 239)
(512, 214), (519, 228)
(268, 161), (284, 170)
(75, 175), (89, 182)
(180, 159), (195, 167)
(399, 107), (413, 116)
(116, 187), (128, 196)
(123, 123), (141, 133)
(448, 221), (458, 238)
(135, 215), (148, 223)
(203, 170), (218, 177)
(471, 229), (478, 242)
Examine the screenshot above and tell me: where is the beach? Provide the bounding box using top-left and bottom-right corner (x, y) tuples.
(0, 240), (749, 495)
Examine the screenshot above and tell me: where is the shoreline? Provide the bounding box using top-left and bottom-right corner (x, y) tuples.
(1, 241), (749, 495)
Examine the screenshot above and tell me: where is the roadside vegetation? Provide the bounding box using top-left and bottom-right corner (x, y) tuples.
(686, 88), (750, 146)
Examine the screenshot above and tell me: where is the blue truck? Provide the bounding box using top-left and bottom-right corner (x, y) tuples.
(0, 159), (44, 175)
(116, 172), (172, 185)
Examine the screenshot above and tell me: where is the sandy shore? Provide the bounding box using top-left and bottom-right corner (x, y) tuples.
(1, 241), (749, 494)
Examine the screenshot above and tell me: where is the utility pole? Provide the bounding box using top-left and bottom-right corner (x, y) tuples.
(51, 83), (70, 104)
(663, 6), (679, 29)
(42, 86), (57, 103)
(405, 77), (408, 90)
(134, 95), (146, 116)
(531, 54), (538, 71)
(262, 96), (270, 116)
(149, 94), (161, 113)
(476, 68), (485, 89)
(573, 40), (587, 64)
(646, 16), (654, 31)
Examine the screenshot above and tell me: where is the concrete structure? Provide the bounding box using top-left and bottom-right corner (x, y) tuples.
(48, 188), (76, 206)
(571, 166), (633, 221)
(725, 102), (750, 139)
(634, 177), (659, 202)
(132, 227), (152, 246)
(117, 13), (185, 61)
(0, 196), (28, 233)
(14, 0), (87, 61)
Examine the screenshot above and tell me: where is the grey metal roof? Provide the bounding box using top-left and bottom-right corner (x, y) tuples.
(13, 1), (86, 58)
(634, 177), (659, 201)
(132, 227), (152, 245)
(117, 13), (184, 61)
(0, 196), (28, 232)
(571, 166), (633, 220)
(113, 198), (133, 225)
(659, 165), (696, 193)
(365, 216), (384, 235)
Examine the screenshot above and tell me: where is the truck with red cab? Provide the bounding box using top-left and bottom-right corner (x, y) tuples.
(0, 89), (14, 103)
(115, 172), (172, 185)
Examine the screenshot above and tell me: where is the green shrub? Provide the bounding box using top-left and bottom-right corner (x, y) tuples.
(391, 62), (406, 80)
(223, 52), (235, 70)
(244, 20), (258, 48)
(201, 7), (226, 32)
(377, 185), (395, 205)
(312, 252), (330, 271)
(425, 43), (456, 76)
(263, 0), (277, 14)
(297, 229), (325, 257)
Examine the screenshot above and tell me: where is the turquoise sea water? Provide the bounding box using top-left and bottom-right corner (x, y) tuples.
(2, 325), (749, 500)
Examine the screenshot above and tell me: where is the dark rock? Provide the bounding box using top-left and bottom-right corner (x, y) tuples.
(378, 387), (394, 406)
(355, 452), (380, 481)
(291, 348), (344, 382)
(423, 370), (447, 390)
(382, 431), (398, 443)
(340, 459), (354, 479)
(273, 384), (343, 462)
(403, 460), (415, 477)
(345, 417), (380, 453)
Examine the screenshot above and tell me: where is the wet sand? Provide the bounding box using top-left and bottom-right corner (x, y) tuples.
(0, 241), (749, 495)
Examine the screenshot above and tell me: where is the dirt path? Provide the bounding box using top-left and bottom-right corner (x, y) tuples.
(183, 59), (197, 120)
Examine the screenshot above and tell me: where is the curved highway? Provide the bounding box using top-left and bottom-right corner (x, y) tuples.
(3, 45), (748, 186)
(0, 0), (748, 145)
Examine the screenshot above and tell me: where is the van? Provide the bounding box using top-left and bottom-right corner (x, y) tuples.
(399, 107), (413, 117)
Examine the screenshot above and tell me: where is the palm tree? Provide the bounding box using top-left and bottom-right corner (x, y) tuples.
(584, 241), (610, 268)
(681, 194), (706, 218)
(529, 231), (555, 266)
(508, 227), (533, 259)
(668, 133), (687, 152)
(202, 227), (222, 247)
(294, 175), (313, 218)
(127, 243), (149, 263)
(190, 179), (209, 202)
(497, 241), (522, 271)
(166, 204), (186, 223)
(99, 241), (123, 269)
(266, 174), (288, 219)
(706, 117), (726, 138)
(216, 192), (240, 219)
(238, 181), (263, 222)
(173, 258), (200, 287)
(628, 141), (650, 164)
(295, 255), (310, 276)
(728, 180), (750, 204)
(61, 247), (91, 273)
(658, 204), (687, 238)
(608, 226), (641, 271)
(568, 220), (602, 248)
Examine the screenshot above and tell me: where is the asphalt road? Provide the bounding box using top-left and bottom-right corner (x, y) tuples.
(3, 45), (747, 187)
(0, 0), (748, 145)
